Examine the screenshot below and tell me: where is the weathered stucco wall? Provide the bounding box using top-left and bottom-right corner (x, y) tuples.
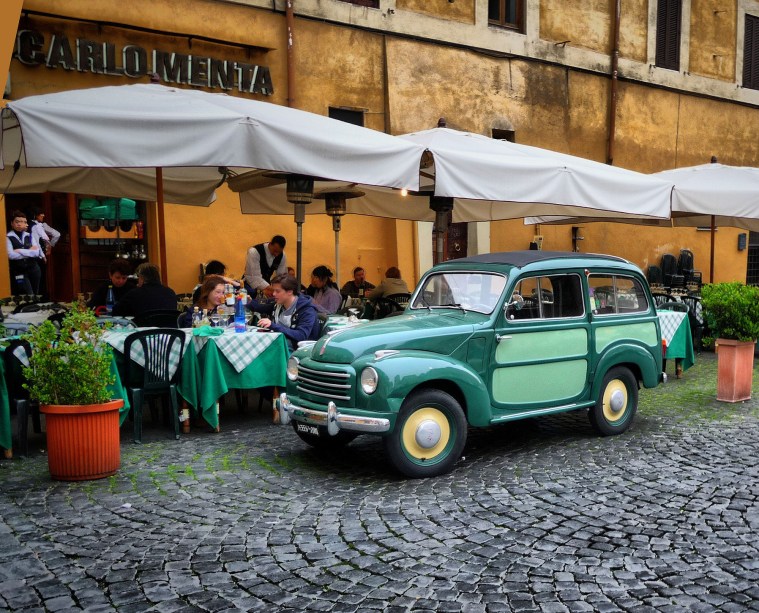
(540, 0), (611, 53)
(396, 0), (475, 24)
(688, 0), (736, 82)
(619, 0), (649, 63)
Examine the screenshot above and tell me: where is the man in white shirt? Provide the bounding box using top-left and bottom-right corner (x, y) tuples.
(6, 210), (43, 295)
(243, 235), (288, 297)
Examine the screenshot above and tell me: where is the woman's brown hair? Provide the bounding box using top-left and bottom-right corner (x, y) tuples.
(195, 275), (226, 309)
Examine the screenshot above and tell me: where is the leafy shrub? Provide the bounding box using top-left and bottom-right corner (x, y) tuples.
(22, 307), (115, 405)
(700, 282), (759, 342)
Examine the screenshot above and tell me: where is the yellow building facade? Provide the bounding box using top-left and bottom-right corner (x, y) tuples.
(2, 0), (757, 298)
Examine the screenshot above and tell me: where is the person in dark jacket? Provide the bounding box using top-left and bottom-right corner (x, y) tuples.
(88, 259), (136, 309)
(112, 262), (177, 317)
(249, 274), (319, 350)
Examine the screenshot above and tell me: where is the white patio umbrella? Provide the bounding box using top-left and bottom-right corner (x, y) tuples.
(1, 83), (425, 283)
(238, 127), (674, 267)
(529, 162), (759, 283)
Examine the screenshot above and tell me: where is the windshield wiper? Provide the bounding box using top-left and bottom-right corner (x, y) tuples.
(441, 303), (466, 315)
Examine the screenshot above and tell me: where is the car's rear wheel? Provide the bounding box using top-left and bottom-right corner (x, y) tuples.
(292, 421), (358, 448)
(589, 366), (638, 436)
(383, 389), (467, 478)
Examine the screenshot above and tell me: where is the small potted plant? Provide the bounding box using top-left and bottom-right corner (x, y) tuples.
(22, 307), (124, 480)
(700, 282), (759, 402)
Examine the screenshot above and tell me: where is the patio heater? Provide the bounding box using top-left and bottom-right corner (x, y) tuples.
(430, 195), (454, 265)
(286, 174), (314, 289)
(315, 189), (365, 288)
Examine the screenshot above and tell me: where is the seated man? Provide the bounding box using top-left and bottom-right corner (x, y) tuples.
(340, 266), (375, 298)
(367, 266), (410, 300)
(192, 259), (240, 303)
(88, 259), (137, 309)
(112, 262), (177, 318)
(249, 274), (319, 351)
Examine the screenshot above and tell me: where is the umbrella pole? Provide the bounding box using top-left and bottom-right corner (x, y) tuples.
(710, 214), (716, 284)
(333, 216), (341, 288)
(156, 167), (169, 285)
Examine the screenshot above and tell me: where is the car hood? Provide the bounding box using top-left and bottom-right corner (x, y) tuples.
(310, 311), (482, 364)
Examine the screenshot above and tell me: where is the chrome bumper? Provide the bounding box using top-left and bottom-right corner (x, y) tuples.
(276, 393), (390, 436)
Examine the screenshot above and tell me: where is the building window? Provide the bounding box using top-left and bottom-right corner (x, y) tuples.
(488, 0), (524, 32)
(328, 107), (365, 127)
(743, 15), (759, 90)
(337, 0), (379, 7)
(492, 128), (516, 142)
(656, 0), (682, 70)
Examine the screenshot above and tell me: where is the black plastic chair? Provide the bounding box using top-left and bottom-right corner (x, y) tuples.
(657, 301), (688, 313)
(647, 265), (663, 286)
(2, 339), (42, 455)
(372, 294), (410, 319)
(652, 293), (675, 307)
(678, 249), (695, 285)
(679, 295), (704, 352)
(133, 309), (181, 328)
(660, 254), (684, 288)
(12, 303), (42, 314)
(122, 329), (186, 443)
(47, 312), (67, 330)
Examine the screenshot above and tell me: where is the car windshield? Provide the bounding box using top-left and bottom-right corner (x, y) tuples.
(411, 272), (507, 314)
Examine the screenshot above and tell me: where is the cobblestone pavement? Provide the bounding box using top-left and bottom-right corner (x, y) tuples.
(1, 352), (759, 612)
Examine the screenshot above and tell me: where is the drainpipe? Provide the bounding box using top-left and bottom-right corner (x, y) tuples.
(285, 0), (295, 108)
(606, 0), (621, 165)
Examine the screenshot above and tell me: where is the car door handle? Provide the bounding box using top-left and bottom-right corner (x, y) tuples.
(496, 335), (512, 343)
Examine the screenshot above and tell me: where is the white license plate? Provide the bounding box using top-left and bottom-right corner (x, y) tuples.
(297, 423), (319, 436)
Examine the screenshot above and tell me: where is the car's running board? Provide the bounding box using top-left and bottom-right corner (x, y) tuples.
(490, 401), (596, 423)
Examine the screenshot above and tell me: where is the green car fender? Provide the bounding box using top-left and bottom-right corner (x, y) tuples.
(591, 342), (662, 397)
(363, 350), (493, 427)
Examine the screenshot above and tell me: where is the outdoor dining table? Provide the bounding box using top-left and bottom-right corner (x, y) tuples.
(658, 310), (695, 373)
(102, 326), (288, 430)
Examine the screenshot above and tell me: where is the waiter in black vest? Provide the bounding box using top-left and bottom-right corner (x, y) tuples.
(6, 210), (43, 296)
(243, 235), (288, 297)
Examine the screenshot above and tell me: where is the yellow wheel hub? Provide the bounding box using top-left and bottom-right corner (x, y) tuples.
(401, 407), (450, 460)
(602, 379), (628, 422)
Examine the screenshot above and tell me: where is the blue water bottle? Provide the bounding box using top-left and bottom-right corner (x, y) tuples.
(234, 295), (246, 333)
(105, 285), (115, 314)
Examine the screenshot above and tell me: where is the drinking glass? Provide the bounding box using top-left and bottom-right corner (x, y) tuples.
(34, 294), (42, 303)
(209, 313), (221, 327)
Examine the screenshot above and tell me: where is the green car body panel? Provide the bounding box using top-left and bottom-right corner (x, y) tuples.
(284, 251), (663, 439)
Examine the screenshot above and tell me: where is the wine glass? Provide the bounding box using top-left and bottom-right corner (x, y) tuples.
(34, 294), (42, 304)
(209, 312), (221, 328)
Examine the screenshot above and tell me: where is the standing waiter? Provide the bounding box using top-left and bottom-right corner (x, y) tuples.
(243, 235), (288, 297)
(6, 210), (43, 296)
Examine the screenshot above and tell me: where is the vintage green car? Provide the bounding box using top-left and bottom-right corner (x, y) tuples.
(277, 251), (664, 478)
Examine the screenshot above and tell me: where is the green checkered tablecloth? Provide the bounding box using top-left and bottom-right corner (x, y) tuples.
(658, 311), (695, 372)
(191, 329), (281, 373)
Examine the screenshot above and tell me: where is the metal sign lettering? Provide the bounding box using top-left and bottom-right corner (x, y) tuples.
(14, 29), (274, 95)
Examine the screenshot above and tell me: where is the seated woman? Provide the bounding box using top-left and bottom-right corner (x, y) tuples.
(192, 260), (240, 303)
(179, 275), (227, 328)
(306, 265), (343, 314)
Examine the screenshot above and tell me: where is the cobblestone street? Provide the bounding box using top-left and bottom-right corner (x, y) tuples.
(1, 352), (758, 612)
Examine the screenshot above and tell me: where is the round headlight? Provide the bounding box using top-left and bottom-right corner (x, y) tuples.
(360, 367), (379, 395)
(287, 356), (299, 381)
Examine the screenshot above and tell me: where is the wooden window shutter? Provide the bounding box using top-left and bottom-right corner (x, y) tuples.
(656, 0), (682, 70)
(744, 15), (759, 90)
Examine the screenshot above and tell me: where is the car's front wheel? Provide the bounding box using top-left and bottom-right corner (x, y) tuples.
(383, 389), (467, 478)
(589, 366), (638, 436)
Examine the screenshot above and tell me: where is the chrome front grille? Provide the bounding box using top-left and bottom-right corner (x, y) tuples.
(296, 363), (354, 405)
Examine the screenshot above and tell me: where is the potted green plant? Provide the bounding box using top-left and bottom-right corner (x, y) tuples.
(22, 307), (124, 480)
(700, 282), (759, 402)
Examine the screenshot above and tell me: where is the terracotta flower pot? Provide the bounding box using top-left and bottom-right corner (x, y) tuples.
(716, 339), (756, 403)
(40, 399), (123, 481)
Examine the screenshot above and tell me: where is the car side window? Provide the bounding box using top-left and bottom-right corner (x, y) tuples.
(507, 274), (584, 321)
(588, 274), (649, 315)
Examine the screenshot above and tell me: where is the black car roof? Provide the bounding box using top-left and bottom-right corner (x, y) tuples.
(447, 251), (628, 268)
